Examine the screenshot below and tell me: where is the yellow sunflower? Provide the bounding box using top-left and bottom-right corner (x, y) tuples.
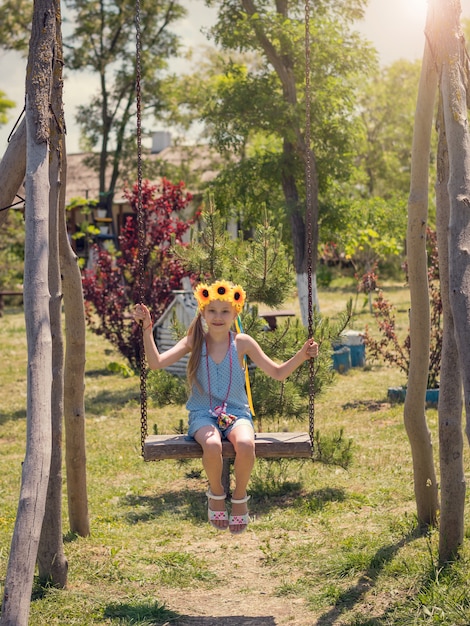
(194, 283), (212, 310)
(210, 279), (233, 302)
(231, 285), (246, 313)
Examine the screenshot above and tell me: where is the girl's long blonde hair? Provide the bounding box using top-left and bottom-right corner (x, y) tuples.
(187, 313), (205, 390)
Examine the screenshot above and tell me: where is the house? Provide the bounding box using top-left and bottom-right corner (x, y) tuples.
(65, 133), (227, 258)
(153, 278), (197, 377)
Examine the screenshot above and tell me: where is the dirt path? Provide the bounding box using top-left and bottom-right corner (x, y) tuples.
(158, 532), (319, 626)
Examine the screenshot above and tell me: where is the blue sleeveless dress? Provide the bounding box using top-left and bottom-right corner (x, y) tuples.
(186, 332), (253, 438)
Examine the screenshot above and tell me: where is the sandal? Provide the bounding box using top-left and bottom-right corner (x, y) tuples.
(229, 494), (250, 535)
(206, 491), (229, 530)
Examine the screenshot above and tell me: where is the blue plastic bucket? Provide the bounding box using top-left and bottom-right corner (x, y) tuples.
(332, 346), (351, 373)
(349, 344), (365, 367)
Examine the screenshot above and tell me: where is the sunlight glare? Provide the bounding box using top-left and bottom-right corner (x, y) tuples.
(405, 0), (428, 20)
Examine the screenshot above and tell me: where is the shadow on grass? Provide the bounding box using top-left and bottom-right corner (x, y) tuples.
(86, 368), (117, 378)
(103, 600), (179, 624)
(0, 408), (26, 425)
(314, 525), (426, 626)
(122, 488), (207, 524)
(104, 600), (277, 625)
(122, 485), (346, 525)
(84, 388), (140, 416)
(251, 485), (346, 516)
(175, 618), (277, 625)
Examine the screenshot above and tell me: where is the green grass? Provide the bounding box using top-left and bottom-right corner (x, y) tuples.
(1, 284), (469, 625)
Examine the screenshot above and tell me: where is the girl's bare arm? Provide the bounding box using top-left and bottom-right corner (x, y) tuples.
(236, 334), (318, 381)
(134, 303), (191, 370)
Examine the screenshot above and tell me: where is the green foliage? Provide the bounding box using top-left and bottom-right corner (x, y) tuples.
(250, 458), (304, 496)
(64, 0), (186, 205)
(0, 0), (32, 52)
(173, 0), (376, 268)
(174, 194), (295, 308)
(245, 309), (345, 430)
(0, 208), (24, 290)
(313, 428), (353, 469)
(66, 196), (100, 267)
(103, 600), (178, 624)
(106, 361), (135, 378)
(354, 59), (423, 198)
(320, 194), (407, 279)
(0, 89), (15, 126)
(364, 229), (442, 389)
(147, 369), (187, 406)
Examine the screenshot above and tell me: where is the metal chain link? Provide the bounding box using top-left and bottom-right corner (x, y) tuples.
(305, 0), (315, 454)
(135, 0), (148, 457)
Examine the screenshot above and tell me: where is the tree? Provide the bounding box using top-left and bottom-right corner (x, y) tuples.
(64, 0), (186, 213)
(0, 0), (32, 51)
(435, 0), (470, 561)
(1, 1), (57, 621)
(37, 2), (68, 585)
(180, 0), (374, 323)
(0, 99), (90, 546)
(1, 0), (92, 619)
(0, 118), (26, 231)
(82, 178), (194, 371)
(354, 60), (423, 199)
(435, 98), (464, 563)
(404, 1), (439, 530)
(327, 195), (407, 280)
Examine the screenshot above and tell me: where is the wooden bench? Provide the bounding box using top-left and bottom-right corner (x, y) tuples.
(0, 290), (24, 315)
(259, 309), (296, 331)
(143, 431), (312, 461)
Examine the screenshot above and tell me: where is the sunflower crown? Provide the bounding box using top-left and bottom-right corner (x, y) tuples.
(194, 280), (246, 314)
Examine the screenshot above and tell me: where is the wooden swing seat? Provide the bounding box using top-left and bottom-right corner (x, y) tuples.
(143, 431), (312, 461)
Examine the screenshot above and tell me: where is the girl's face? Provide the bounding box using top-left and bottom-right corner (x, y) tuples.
(202, 300), (237, 331)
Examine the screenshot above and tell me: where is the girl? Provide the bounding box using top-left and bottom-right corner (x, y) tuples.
(133, 280), (318, 535)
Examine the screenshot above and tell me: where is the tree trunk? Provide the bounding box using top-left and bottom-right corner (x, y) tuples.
(38, 2), (68, 586)
(435, 98), (465, 562)
(0, 118), (26, 228)
(281, 140), (320, 322)
(1, 3), (57, 622)
(59, 149), (90, 537)
(1, 129), (53, 624)
(404, 8), (439, 528)
(38, 120), (68, 587)
(1, 3), (56, 619)
(240, 0), (320, 322)
(438, 0), (470, 448)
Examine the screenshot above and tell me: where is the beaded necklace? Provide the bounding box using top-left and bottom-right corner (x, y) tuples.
(205, 332), (235, 429)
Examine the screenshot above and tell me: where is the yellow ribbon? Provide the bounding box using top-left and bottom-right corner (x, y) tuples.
(235, 316), (256, 416)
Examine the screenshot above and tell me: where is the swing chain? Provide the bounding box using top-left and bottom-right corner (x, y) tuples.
(135, 0), (148, 456)
(134, 0), (315, 458)
(304, 0), (315, 453)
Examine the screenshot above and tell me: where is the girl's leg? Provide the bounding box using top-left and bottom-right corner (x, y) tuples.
(194, 425), (228, 529)
(227, 423), (255, 532)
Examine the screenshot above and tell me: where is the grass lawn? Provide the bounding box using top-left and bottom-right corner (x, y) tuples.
(1, 282), (470, 625)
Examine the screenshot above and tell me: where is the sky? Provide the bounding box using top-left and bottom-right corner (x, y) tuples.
(1, 0), (470, 155)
